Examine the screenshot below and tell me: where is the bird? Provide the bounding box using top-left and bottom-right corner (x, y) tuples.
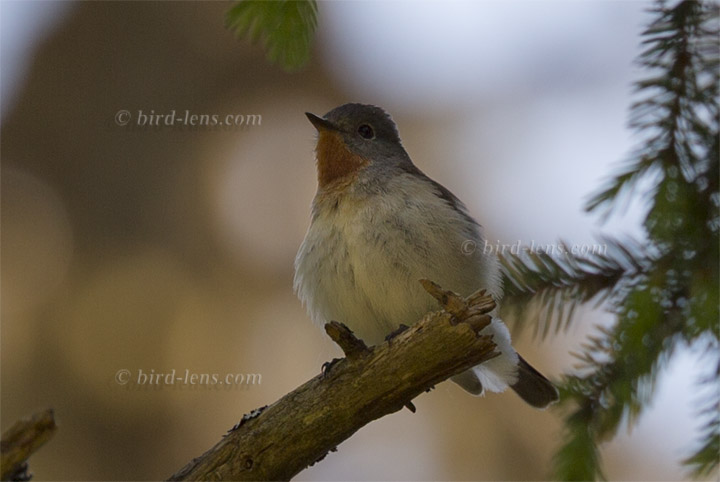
(294, 103), (558, 408)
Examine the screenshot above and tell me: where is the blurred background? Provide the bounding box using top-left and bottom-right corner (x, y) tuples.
(0, 1), (710, 480)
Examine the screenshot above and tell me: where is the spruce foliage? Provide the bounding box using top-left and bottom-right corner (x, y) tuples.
(500, 1), (719, 479)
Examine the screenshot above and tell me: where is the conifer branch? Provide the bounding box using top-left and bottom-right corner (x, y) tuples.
(499, 237), (648, 338)
(523, 2), (720, 479)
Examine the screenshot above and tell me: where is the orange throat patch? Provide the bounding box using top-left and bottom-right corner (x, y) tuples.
(315, 130), (369, 189)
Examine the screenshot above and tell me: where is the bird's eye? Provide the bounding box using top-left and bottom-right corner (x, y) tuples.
(358, 124), (374, 139)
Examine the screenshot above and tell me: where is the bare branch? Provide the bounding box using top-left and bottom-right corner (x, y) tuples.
(1, 409), (57, 481)
(169, 282), (498, 481)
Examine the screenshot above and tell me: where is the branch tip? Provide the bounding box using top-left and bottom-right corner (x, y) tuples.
(420, 280), (496, 331)
(465, 313), (493, 332)
(324, 321), (369, 358)
(419, 279), (466, 316)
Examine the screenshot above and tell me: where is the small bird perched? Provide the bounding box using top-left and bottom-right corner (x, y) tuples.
(294, 103), (558, 408)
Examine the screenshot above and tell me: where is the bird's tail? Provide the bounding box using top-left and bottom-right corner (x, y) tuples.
(510, 355), (559, 409)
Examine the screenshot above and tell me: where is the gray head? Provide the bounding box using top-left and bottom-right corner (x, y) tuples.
(306, 104), (411, 170)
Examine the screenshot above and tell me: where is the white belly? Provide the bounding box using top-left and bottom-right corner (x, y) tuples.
(294, 182), (500, 345)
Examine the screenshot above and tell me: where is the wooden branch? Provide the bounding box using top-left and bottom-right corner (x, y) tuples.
(1, 409), (57, 481)
(169, 281), (498, 481)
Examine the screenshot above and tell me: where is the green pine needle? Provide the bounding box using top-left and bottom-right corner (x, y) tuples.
(499, 236), (645, 338)
(684, 401), (720, 477)
(226, 0), (318, 72)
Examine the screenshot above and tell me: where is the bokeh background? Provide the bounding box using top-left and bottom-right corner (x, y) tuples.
(1, 1), (711, 480)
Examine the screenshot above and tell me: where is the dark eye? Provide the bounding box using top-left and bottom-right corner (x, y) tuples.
(358, 124), (374, 139)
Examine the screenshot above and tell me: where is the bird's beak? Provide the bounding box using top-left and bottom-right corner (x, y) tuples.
(306, 112), (340, 132)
